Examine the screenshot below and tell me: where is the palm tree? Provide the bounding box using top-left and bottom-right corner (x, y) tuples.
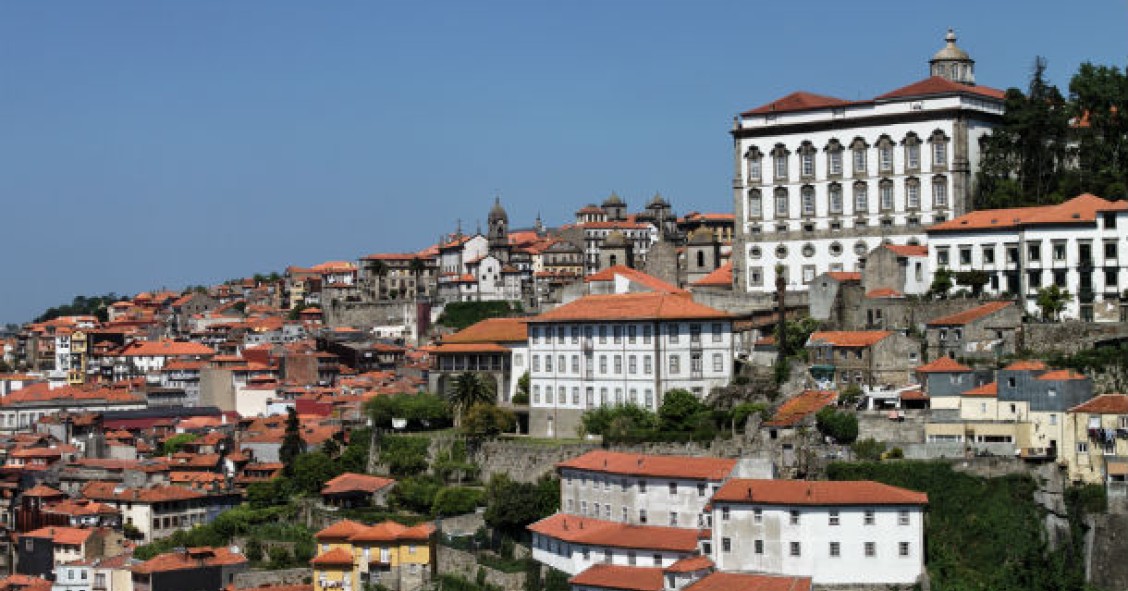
(369, 260), (389, 299)
(450, 372), (497, 426)
(408, 257), (427, 298)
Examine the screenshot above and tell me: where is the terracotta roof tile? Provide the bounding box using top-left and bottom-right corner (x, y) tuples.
(529, 514), (700, 553)
(664, 555), (713, 573)
(1070, 394), (1128, 414)
(692, 263), (733, 288)
(1003, 360), (1048, 371)
(915, 357), (972, 373)
(557, 451), (736, 480)
(926, 301), (1015, 326)
(963, 381), (998, 397)
(584, 265), (687, 295)
(442, 317), (527, 344)
(763, 390), (837, 428)
(568, 565), (663, 591)
(116, 340), (215, 358)
(1037, 369), (1087, 381)
(23, 527), (93, 545)
(929, 193), (1128, 233)
(348, 521), (433, 543)
(876, 76), (1005, 101)
(712, 479), (927, 506)
(315, 519), (368, 541)
(825, 272), (861, 282)
(807, 331), (892, 348)
(742, 91), (852, 115)
(684, 572), (812, 591)
(132, 547), (247, 574)
(882, 244), (929, 258)
(310, 547), (354, 567)
(530, 293), (728, 323)
(321, 473), (395, 496)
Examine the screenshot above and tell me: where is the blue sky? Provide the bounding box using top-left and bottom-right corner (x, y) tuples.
(2, 1), (1126, 324)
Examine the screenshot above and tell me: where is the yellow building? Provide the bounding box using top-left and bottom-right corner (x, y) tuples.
(311, 519), (434, 591)
(1063, 394), (1128, 484)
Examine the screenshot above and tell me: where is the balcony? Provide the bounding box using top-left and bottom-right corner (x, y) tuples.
(1019, 447), (1057, 461)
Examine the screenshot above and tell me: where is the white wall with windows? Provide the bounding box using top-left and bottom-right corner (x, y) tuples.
(559, 470), (725, 530)
(529, 531), (695, 576)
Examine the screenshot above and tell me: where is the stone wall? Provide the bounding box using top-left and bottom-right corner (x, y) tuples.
(436, 546), (526, 591)
(857, 411), (928, 444)
(233, 569), (312, 588)
(323, 300), (415, 331)
(1020, 321), (1128, 356)
(1088, 514), (1128, 591)
(692, 291), (805, 316)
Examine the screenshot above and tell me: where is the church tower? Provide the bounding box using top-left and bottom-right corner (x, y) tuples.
(488, 197), (510, 263)
(930, 29), (975, 85)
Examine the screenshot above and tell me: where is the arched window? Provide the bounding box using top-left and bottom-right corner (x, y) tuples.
(801, 185), (815, 216)
(932, 176), (949, 207)
(828, 182), (843, 214)
(850, 137), (869, 175)
(879, 179), (894, 211)
(747, 189), (762, 219)
(903, 132), (921, 171)
(876, 135), (895, 173)
(825, 139), (844, 177)
(929, 130), (950, 170)
(798, 141), (817, 179)
(853, 182), (868, 213)
(774, 187), (789, 218)
(771, 144), (790, 181)
(905, 178), (920, 209)
(744, 146), (763, 183)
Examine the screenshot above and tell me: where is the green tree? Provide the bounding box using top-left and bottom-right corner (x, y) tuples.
(776, 316), (820, 358)
(450, 373), (497, 426)
(954, 270), (990, 297)
(268, 546), (292, 568)
(1069, 63), (1128, 196)
(291, 451), (339, 495)
(245, 538), (264, 563)
(658, 389), (707, 432)
(390, 476), (443, 514)
(929, 267), (953, 298)
(158, 433), (198, 456)
(279, 407), (306, 477)
(408, 257), (428, 296)
(512, 371), (530, 405)
(1036, 284), (1071, 321)
(367, 392), (451, 431)
(461, 403), (516, 439)
(379, 435), (430, 476)
(816, 407), (858, 444)
(839, 384), (864, 407)
(851, 438), (887, 461)
(483, 474), (560, 538)
(431, 487), (483, 517)
(580, 404), (658, 437)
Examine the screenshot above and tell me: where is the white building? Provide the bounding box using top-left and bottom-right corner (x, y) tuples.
(528, 513), (702, 576)
(731, 30), (1004, 293)
(709, 479), (927, 586)
(526, 292), (733, 438)
(926, 193), (1128, 321)
(556, 451), (748, 534)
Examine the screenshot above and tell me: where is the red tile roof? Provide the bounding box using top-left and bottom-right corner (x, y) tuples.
(429, 343), (511, 354)
(132, 547), (247, 574)
(685, 572), (811, 591)
(584, 265), (687, 295)
(568, 565), (664, 591)
(807, 331), (892, 348)
(315, 519), (368, 541)
(883, 244), (929, 258)
(926, 301), (1015, 326)
(664, 555), (714, 573)
(1004, 360), (1048, 371)
(763, 390), (837, 428)
(712, 479), (927, 506)
(347, 521), (434, 543)
(116, 340), (215, 358)
(963, 381), (998, 397)
(929, 193), (1128, 233)
(1037, 369), (1087, 381)
(692, 263), (733, 288)
(865, 288), (904, 299)
(441, 317), (527, 344)
(528, 514), (701, 553)
(22, 484), (64, 498)
(23, 527), (94, 546)
(82, 482), (205, 503)
(310, 547), (354, 567)
(742, 91), (852, 116)
(915, 357), (972, 373)
(557, 451), (737, 480)
(825, 272), (861, 282)
(530, 292), (728, 323)
(321, 473), (395, 496)
(876, 76), (1006, 101)
(1070, 394), (1128, 414)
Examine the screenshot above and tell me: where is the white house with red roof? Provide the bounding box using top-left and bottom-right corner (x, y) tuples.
(926, 193), (1128, 321)
(525, 292), (733, 438)
(731, 30), (1004, 294)
(709, 479), (927, 585)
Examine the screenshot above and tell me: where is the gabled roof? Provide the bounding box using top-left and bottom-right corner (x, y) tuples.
(116, 340), (215, 358)
(807, 331), (892, 348)
(23, 527), (94, 546)
(692, 263), (733, 288)
(310, 547), (354, 567)
(915, 357), (972, 373)
(442, 317), (527, 344)
(712, 479), (927, 506)
(1037, 369), (1087, 381)
(529, 292), (728, 323)
(321, 473), (395, 496)
(926, 301), (1015, 327)
(876, 76), (1005, 101)
(315, 519), (367, 541)
(528, 514), (700, 553)
(963, 381), (997, 397)
(557, 451), (736, 481)
(1003, 360), (1048, 371)
(348, 521), (434, 543)
(584, 265), (686, 295)
(568, 565), (664, 591)
(131, 547), (246, 574)
(928, 194), (1128, 233)
(742, 91), (852, 116)
(763, 390), (837, 428)
(1070, 394), (1128, 414)
(685, 572), (812, 591)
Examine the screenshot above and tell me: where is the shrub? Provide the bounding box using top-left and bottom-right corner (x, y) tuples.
(432, 487), (484, 516)
(815, 407), (858, 444)
(851, 438), (886, 462)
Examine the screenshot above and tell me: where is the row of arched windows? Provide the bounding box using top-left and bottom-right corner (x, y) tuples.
(744, 130), (950, 183)
(746, 176), (948, 219)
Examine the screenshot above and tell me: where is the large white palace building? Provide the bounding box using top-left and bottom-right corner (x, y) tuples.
(731, 30), (1005, 293)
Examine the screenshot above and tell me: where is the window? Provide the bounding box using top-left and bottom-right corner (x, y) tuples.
(959, 247), (972, 266)
(745, 146), (762, 182)
(532, 355), (540, 372)
(598, 325), (607, 343)
(854, 182), (868, 212)
(599, 355), (607, 374)
(905, 178), (920, 209)
(864, 510), (875, 525)
(754, 539), (764, 554)
(571, 326), (580, 343)
(753, 508), (763, 523)
(545, 355), (553, 372)
(775, 188), (789, 217)
(669, 513), (678, 526)
(613, 325), (622, 343)
(827, 139), (844, 176)
(899, 542), (910, 557)
(1105, 240), (1119, 261)
(905, 134), (921, 170)
(851, 139), (868, 174)
(557, 355), (565, 373)
(668, 324), (679, 343)
(878, 144), (893, 172)
(1053, 241), (1067, 261)
(533, 386), (540, 404)
(773, 144), (789, 180)
(640, 509), (648, 523)
(801, 185), (815, 216)
(639, 480), (647, 493)
(628, 355), (637, 374)
(789, 510), (800, 525)
(865, 542), (876, 557)
(899, 510), (910, 525)
(932, 176), (948, 207)
(643, 324), (652, 343)
(614, 355), (622, 374)
(747, 189), (762, 219)
(571, 355), (579, 374)
(830, 542), (841, 557)
(790, 542), (801, 557)
(628, 325), (637, 343)
(933, 140), (947, 167)
(722, 538), (731, 553)
(572, 388), (580, 405)
(983, 245), (995, 265)
(799, 142), (816, 178)
(669, 482), (677, 495)
(879, 180), (894, 211)
(828, 183), (843, 214)
(713, 353), (723, 372)
(669, 355), (680, 374)
(829, 510), (840, 526)
(643, 355), (652, 374)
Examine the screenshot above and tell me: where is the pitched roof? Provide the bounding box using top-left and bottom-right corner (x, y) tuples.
(584, 265), (687, 295)
(568, 565), (664, 591)
(442, 317), (527, 344)
(530, 293), (728, 323)
(876, 76), (1005, 101)
(742, 91), (852, 116)
(321, 473), (396, 496)
(926, 301), (1015, 326)
(664, 555), (713, 573)
(116, 340), (215, 358)
(929, 193), (1128, 233)
(825, 272), (861, 282)
(807, 331), (892, 348)
(1070, 394), (1128, 414)
(1003, 360), (1048, 371)
(865, 288), (904, 299)
(711, 479), (927, 506)
(692, 263), (733, 288)
(82, 482), (205, 503)
(915, 357), (972, 373)
(348, 521), (434, 543)
(315, 519), (368, 541)
(22, 484), (64, 498)
(963, 381), (998, 397)
(310, 547), (354, 567)
(557, 451), (737, 480)
(1037, 369), (1087, 381)
(528, 514), (701, 553)
(685, 572), (812, 591)
(131, 547), (246, 574)
(763, 390), (837, 428)
(23, 527), (94, 546)
(882, 244), (929, 258)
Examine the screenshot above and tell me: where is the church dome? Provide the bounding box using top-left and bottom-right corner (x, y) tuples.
(931, 29), (970, 61)
(488, 197), (508, 222)
(648, 192), (669, 208)
(930, 29), (975, 84)
(602, 192), (625, 207)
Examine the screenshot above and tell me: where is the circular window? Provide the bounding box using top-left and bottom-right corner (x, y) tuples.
(854, 240), (868, 256)
(775, 245), (788, 259)
(802, 243), (815, 258)
(750, 246), (762, 259)
(829, 242), (843, 257)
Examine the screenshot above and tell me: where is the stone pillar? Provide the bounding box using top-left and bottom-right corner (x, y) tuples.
(952, 115), (971, 217)
(731, 120), (746, 291)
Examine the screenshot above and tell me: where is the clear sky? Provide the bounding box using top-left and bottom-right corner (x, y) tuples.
(2, 1), (1125, 324)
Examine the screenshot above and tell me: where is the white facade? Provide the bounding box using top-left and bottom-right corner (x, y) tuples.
(731, 33), (1003, 294)
(927, 197), (1128, 321)
(53, 564), (92, 591)
(530, 532), (693, 577)
(559, 470), (723, 530)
